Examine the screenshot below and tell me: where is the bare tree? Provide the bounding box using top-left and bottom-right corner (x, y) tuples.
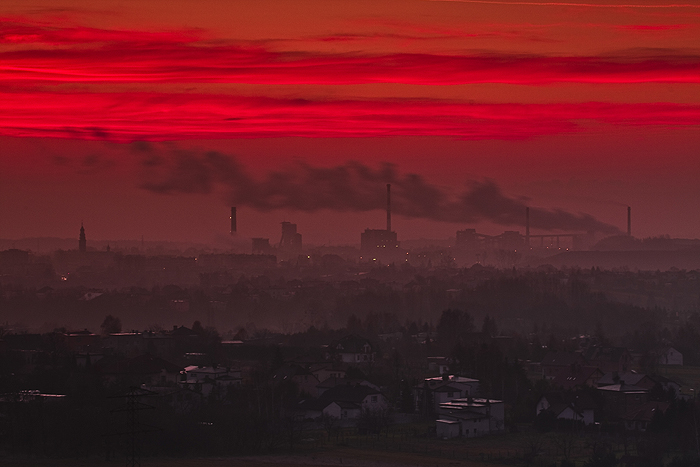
(320, 413), (339, 440)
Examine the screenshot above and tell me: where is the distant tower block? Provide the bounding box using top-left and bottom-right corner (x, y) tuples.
(79, 223), (86, 252)
(230, 207), (237, 234)
(627, 206), (632, 237)
(280, 221), (302, 252)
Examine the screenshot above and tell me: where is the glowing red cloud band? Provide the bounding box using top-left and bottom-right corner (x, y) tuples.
(1, 20), (698, 85)
(3, 50), (697, 85)
(1, 92), (697, 141)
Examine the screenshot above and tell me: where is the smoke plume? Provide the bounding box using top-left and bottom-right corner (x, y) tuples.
(137, 146), (621, 235)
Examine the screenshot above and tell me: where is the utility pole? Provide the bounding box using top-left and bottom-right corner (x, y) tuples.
(107, 386), (159, 467)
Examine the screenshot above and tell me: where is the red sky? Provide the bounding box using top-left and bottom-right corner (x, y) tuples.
(1, 0), (699, 247)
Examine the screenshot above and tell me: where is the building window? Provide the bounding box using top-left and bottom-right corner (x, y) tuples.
(371, 395), (377, 403)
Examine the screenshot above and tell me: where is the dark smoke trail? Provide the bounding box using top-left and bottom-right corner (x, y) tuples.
(136, 145), (621, 235)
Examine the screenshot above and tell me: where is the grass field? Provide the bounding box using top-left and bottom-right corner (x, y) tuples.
(0, 428), (611, 467)
(5, 408), (696, 467)
(657, 365), (700, 396)
(0, 448), (500, 467)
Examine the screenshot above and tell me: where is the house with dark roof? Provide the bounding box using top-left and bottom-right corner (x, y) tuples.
(299, 384), (388, 421)
(326, 335), (375, 364)
(549, 366), (603, 390)
(298, 398), (363, 421)
(536, 392), (599, 426)
(540, 351), (587, 379)
(272, 364), (320, 396)
(180, 365), (242, 398)
(596, 371), (655, 390)
(308, 362), (347, 383)
(622, 401), (670, 431)
(649, 374), (681, 397)
(598, 382), (649, 420)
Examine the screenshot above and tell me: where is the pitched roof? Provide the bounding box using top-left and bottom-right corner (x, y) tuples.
(597, 371), (650, 387)
(550, 366), (602, 390)
(332, 335), (373, 353)
(273, 364), (314, 381)
(547, 402), (578, 418)
(622, 402), (670, 422)
(598, 383), (648, 393)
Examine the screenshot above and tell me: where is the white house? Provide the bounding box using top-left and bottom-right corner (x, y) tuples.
(327, 335), (375, 363)
(655, 347), (683, 366)
(299, 384), (388, 421)
(415, 375), (480, 413)
(180, 365), (242, 397)
(536, 392), (596, 426)
(437, 398), (505, 437)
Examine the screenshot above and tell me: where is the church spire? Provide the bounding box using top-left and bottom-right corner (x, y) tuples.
(79, 223), (86, 252)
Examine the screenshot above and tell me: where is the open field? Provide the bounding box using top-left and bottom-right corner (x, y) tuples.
(0, 428), (633, 467)
(0, 448), (499, 467)
(657, 365), (700, 396)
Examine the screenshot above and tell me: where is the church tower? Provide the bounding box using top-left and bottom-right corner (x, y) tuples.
(79, 223), (86, 252)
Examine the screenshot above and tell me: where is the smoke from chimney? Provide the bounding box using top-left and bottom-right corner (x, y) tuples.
(137, 147), (622, 235)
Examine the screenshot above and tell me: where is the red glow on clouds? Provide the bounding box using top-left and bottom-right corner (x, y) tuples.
(617, 23), (690, 30)
(1, 91), (698, 141)
(1, 19), (698, 85)
(1, 4), (699, 243)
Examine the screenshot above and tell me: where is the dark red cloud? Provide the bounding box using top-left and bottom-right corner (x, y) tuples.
(2, 91), (698, 141)
(137, 146), (621, 234)
(1, 19), (698, 85)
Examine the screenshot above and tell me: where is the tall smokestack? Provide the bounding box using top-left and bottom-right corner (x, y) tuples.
(386, 183), (391, 232)
(627, 206), (631, 237)
(526, 207), (530, 247)
(230, 207), (237, 234)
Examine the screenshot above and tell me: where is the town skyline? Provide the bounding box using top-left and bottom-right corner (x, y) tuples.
(1, 0), (699, 244)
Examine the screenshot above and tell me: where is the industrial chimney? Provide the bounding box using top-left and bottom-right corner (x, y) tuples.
(627, 206), (631, 237)
(386, 183), (391, 232)
(230, 207), (237, 234)
(525, 207), (530, 247)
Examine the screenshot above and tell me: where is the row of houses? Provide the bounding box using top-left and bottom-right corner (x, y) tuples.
(538, 346), (682, 385)
(535, 368), (681, 432)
